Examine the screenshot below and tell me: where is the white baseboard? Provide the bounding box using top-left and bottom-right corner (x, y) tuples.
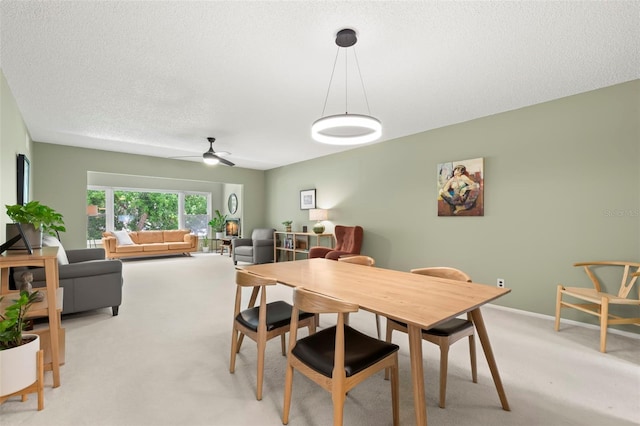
(486, 303), (640, 340)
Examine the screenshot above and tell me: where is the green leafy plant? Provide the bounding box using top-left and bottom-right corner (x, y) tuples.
(282, 220), (293, 227)
(208, 209), (227, 232)
(5, 201), (66, 236)
(0, 290), (40, 350)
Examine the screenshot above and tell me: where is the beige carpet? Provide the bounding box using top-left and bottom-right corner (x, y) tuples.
(1, 253), (638, 425)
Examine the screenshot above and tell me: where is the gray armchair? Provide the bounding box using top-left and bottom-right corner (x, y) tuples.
(232, 228), (276, 265)
(13, 248), (123, 316)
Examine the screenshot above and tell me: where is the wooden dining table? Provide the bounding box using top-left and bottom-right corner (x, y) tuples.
(241, 258), (511, 426)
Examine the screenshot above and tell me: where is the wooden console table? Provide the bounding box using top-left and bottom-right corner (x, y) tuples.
(1, 247), (63, 388)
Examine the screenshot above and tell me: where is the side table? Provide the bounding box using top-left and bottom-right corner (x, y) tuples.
(220, 238), (232, 257)
(1, 247), (63, 388)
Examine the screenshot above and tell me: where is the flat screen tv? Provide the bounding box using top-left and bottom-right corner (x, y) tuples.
(17, 154), (30, 205)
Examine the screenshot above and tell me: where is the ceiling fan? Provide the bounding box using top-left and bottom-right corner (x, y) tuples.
(171, 137), (235, 166)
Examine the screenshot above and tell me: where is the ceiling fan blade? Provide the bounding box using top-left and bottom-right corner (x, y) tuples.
(217, 156), (235, 167)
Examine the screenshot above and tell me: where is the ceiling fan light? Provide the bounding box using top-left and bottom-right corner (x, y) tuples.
(311, 114), (382, 145)
(203, 153), (219, 165)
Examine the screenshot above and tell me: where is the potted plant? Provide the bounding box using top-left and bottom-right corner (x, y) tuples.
(0, 290), (41, 397)
(282, 220), (293, 232)
(5, 201), (66, 249)
(208, 209), (227, 239)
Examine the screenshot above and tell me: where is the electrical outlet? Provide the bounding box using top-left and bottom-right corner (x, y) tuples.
(497, 278), (505, 288)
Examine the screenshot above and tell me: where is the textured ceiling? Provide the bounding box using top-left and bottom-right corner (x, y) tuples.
(1, 1), (638, 170)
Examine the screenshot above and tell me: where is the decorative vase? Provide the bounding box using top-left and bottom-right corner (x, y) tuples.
(313, 222), (325, 234)
(5, 224), (43, 249)
(0, 334), (39, 397)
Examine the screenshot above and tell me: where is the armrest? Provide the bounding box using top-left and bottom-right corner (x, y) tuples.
(232, 238), (252, 248)
(102, 236), (117, 252)
(66, 248), (106, 263)
(17, 259), (123, 283)
(308, 246), (332, 259)
(253, 239), (274, 248)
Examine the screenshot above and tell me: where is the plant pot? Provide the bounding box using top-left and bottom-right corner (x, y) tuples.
(0, 334), (40, 397)
(285, 226), (292, 232)
(215, 232), (225, 239)
(202, 246), (210, 253)
(5, 224), (43, 249)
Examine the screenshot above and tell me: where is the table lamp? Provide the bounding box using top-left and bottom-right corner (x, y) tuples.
(309, 209), (328, 234)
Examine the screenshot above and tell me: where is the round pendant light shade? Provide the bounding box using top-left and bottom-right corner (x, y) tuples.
(311, 114), (382, 145)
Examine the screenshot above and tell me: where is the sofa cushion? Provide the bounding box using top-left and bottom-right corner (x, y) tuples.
(42, 235), (70, 265)
(142, 243), (169, 252)
(113, 230), (135, 246)
(137, 231), (164, 244)
(168, 242), (191, 250)
(164, 230), (189, 242)
(115, 244), (143, 253)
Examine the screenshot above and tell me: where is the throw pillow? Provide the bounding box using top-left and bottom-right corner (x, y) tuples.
(42, 235), (70, 265)
(113, 230), (135, 246)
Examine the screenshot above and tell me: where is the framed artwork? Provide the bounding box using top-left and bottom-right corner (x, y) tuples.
(437, 157), (484, 216)
(300, 189), (316, 210)
(17, 154), (30, 206)
(225, 218), (240, 237)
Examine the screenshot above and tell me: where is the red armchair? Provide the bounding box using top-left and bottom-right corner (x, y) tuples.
(308, 225), (363, 260)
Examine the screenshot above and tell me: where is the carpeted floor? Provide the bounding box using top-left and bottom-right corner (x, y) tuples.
(1, 253), (638, 425)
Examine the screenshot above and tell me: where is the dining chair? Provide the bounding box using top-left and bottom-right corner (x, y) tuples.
(555, 261), (640, 352)
(283, 287), (400, 426)
(230, 270), (316, 401)
(337, 255), (381, 339)
(385, 266), (477, 409)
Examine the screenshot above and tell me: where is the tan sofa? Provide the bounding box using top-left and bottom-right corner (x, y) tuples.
(102, 230), (198, 259)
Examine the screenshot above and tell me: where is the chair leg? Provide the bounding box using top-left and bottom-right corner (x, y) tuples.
(469, 334), (477, 383)
(375, 314), (381, 340)
(256, 336), (266, 400)
(554, 285), (563, 331)
(229, 327), (239, 373)
(282, 363), (294, 425)
(438, 342), (450, 409)
(390, 354), (400, 426)
(600, 298), (609, 353)
(332, 387), (346, 426)
(281, 334), (286, 356)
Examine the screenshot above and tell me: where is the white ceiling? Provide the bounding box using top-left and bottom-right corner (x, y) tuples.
(1, 1), (638, 170)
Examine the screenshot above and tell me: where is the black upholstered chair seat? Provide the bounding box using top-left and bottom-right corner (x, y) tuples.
(292, 325), (399, 378)
(389, 317), (472, 337)
(236, 301), (314, 332)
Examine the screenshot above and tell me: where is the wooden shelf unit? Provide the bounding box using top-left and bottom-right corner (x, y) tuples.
(274, 232), (333, 262)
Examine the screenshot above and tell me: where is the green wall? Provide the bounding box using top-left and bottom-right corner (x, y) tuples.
(31, 144), (265, 250)
(265, 80), (640, 329)
(1, 64), (638, 330)
(0, 69), (33, 242)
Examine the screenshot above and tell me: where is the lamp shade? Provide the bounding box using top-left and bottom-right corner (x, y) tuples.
(309, 209), (328, 221)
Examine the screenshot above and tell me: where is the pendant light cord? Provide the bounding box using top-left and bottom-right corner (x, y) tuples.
(319, 46), (372, 117)
(353, 47), (373, 116)
(320, 47), (341, 117)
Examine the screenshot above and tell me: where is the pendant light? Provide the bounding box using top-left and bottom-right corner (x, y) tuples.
(312, 28), (382, 145)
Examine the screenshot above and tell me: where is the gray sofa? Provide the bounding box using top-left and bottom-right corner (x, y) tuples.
(232, 228), (276, 265)
(13, 248), (123, 316)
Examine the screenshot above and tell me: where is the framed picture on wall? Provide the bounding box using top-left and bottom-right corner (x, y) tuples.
(437, 157), (484, 216)
(17, 154), (30, 206)
(300, 189), (316, 210)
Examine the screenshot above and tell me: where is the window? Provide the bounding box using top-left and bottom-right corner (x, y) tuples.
(87, 187), (213, 245)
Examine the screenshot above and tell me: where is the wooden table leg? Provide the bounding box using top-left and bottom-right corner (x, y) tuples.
(470, 308), (510, 411)
(408, 324), (428, 426)
(44, 258), (61, 388)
